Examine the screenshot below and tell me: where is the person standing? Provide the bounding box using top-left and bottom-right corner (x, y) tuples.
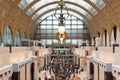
(44, 72), (48, 80)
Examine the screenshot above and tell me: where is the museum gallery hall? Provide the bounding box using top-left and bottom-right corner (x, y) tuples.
(0, 0), (120, 80)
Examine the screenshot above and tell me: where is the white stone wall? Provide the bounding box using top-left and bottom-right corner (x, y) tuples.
(0, 50), (32, 68)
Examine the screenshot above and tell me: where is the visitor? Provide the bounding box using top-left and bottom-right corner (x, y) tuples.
(38, 77), (41, 80)
(75, 75), (81, 80)
(44, 76), (48, 80)
(49, 75), (55, 80)
(44, 72), (48, 80)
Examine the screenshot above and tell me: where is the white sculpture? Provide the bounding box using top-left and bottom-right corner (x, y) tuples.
(7, 39), (10, 44)
(86, 40), (89, 46)
(111, 39), (115, 46)
(1, 43), (4, 46)
(79, 40), (83, 47)
(95, 37), (101, 47)
(91, 38), (95, 46)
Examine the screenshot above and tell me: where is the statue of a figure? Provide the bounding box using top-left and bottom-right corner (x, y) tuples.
(95, 37), (101, 47)
(111, 39), (115, 46)
(91, 38), (95, 46)
(86, 40), (89, 46)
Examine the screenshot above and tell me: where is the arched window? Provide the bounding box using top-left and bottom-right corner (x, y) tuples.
(3, 26), (12, 46)
(34, 14), (90, 48)
(22, 33), (26, 40)
(104, 30), (107, 46)
(14, 31), (21, 46)
(28, 35), (32, 40)
(0, 37), (1, 46)
(98, 32), (100, 37)
(113, 26), (117, 42)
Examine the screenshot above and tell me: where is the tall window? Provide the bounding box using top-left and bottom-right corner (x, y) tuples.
(34, 14), (90, 48)
(98, 32), (100, 37)
(22, 33), (26, 40)
(3, 26), (12, 46)
(28, 35), (32, 40)
(14, 31), (21, 46)
(0, 37), (1, 46)
(104, 30), (107, 46)
(113, 26), (117, 42)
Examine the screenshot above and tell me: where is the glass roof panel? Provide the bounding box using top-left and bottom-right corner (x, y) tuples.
(26, 0), (59, 16)
(85, 13), (92, 20)
(90, 0), (106, 9)
(32, 4), (58, 20)
(65, 4), (88, 15)
(36, 10), (85, 24)
(18, 0), (34, 10)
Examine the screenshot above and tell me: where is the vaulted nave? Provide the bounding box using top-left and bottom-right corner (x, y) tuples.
(0, 0), (120, 80)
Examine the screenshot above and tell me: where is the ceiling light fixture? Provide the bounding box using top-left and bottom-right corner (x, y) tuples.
(54, 0), (69, 34)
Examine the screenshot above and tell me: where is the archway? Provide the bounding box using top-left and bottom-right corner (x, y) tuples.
(14, 30), (21, 46)
(98, 32), (100, 38)
(103, 30), (107, 46)
(3, 26), (12, 46)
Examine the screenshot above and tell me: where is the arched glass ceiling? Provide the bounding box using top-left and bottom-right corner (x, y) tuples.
(26, 0), (97, 17)
(18, 0), (106, 22)
(32, 4), (92, 21)
(36, 11), (85, 24)
(90, 0), (106, 9)
(26, 0), (96, 16)
(18, 0), (34, 10)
